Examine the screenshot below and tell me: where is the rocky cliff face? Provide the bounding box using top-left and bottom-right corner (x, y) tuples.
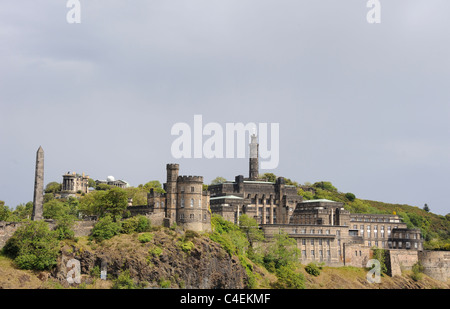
(52, 229), (249, 289)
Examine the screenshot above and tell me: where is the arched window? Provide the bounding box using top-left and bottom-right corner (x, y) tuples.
(190, 199), (194, 207)
(181, 198), (185, 208)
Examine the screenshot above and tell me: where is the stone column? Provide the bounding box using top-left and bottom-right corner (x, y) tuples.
(255, 194), (259, 224)
(31, 146), (44, 221)
(269, 195), (274, 224)
(262, 195), (266, 224)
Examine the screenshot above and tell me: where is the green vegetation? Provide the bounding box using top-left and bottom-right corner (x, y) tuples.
(90, 215), (122, 242)
(209, 214), (305, 289)
(210, 176), (227, 185)
(121, 215), (152, 234)
(305, 262), (321, 276)
(1, 221), (60, 271)
(411, 261), (424, 281)
(371, 248), (388, 275)
(112, 270), (137, 289)
(138, 233), (154, 243)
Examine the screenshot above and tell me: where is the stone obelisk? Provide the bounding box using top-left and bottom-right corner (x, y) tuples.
(31, 146), (44, 221)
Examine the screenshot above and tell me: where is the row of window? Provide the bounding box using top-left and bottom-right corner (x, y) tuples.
(155, 199), (203, 208)
(301, 249), (331, 260)
(301, 238), (331, 246)
(350, 217), (400, 223)
(179, 213), (208, 221)
(291, 228), (338, 235)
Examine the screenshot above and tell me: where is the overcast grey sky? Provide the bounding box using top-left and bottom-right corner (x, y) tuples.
(1, 0), (449, 215)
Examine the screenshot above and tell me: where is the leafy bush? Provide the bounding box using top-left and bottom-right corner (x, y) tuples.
(313, 181), (337, 192)
(138, 233), (153, 243)
(2, 221), (60, 271)
(113, 270), (137, 289)
(121, 215), (151, 234)
(90, 215), (121, 242)
(411, 261), (424, 281)
(178, 240), (195, 253)
(272, 264), (305, 289)
(371, 248), (388, 275)
(90, 265), (101, 278)
(54, 215), (75, 240)
(148, 246), (163, 257)
(305, 262), (321, 276)
(159, 279), (171, 288)
(263, 232), (300, 271)
(345, 192), (356, 202)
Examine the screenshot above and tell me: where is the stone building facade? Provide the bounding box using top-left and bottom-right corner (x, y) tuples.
(128, 164), (211, 232)
(95, 176), (128, 189)
(208, 134), (302, 225)
(61, 172), (90, 197)
(262, 199), (424, 267)
(208, 135), (425, 268)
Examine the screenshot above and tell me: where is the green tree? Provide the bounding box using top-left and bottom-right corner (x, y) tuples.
(96, 183), (112, 191)
(211, 177), (227, 185)
(313, 181), (337, 192)
(43, 199), (69, 220)
(87, 178), (97, 188)
(239, 214), (264, 247)
(44, 182), (61, 194)
(2, 221), (60, 270)
(0, 201), (13, 221)
(79, 190), (107, 217)
(120, 215), (151, 234)
(101, 187), (128, 220)
(345, 192), (356, 202)
(90, 214), (121, 242)
(263, 231), (301, 272)
(12, 202), (33, 221)
(143, 180), (165, 194)
(260, 173), (276, 183)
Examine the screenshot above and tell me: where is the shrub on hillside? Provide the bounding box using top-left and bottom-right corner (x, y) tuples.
(121, 215), (151, 234)
(305, 262), (321, 276)
(90, 215), (121, 242)
(1, 221), (60, 271)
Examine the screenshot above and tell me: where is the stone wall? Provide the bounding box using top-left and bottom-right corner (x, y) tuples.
(0, 221), (23, 249)
(73, 220), (96, 237)
(0, 220), (94, 250)
(418, 250), (450, 282)
(386, 249), (419, 277)
(343, 244), (372, 268)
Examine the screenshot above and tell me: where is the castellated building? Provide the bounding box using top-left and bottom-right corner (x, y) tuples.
(128, 164), (211, 232)
(207, 134), (424, 267)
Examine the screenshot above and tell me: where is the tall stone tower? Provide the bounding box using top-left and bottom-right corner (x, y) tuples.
(249, 134), (259, 180)
(31, 146), (44, 221)
(165, 164), (179, 222)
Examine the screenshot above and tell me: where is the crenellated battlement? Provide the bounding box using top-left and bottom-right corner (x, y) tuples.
(177, 175), (203, 183)
(166, 163), (180, 170)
